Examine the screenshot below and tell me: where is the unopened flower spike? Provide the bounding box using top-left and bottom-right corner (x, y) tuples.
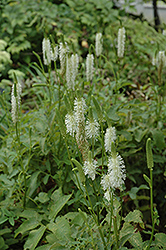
(117, 27), (125, 58)
(95, 32), (103, 57)
(85, 106), (100, 140)
(146, 138), (154, 170)
(83, 151), (98, 180)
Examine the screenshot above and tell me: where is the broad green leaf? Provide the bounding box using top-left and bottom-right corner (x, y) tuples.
(155, 233), (166, 248)
(129, 231), (143, 249)
(0, 216), (8, 225)
(24, 225), (46, 250)
(49, 189), (72, 220)
(36, 244), (52, 250)
(0, 236), (7, 250)
(120, 222), (143, 248)
(120, 222), (136, 239)
(0, 228), (11, 236)
(26, 170), (41, 198)
(35, 192), (49, 203)
(47, 216), (72, 243)
(64, 212), (84, 227)
(128, 185), (149, 200)
(15, 218), (40, 237)
(124, 210), (144, 229)
(152, 130), (165, 150)
(134, 129), (148, 142)
(120, 130), (132, 141)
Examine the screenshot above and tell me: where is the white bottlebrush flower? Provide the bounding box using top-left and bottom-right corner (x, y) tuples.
(86, 53), (94, 82)
(157, 51), (166, 68)
(101, 173), (112, 191)
(104, 126), (116, 153)
(152, 56), (157, 66)
(71, 54), (79, 89)
(85, 118), (100, 140)
(107, 153), (126, 190)
(65, 112), (76, 137)
(51, 45), (58, 62)
(11, 82), (22, 125)
(163, 29), (166, 36)
(17, 81), (22, 108)
(104, 190), (111, 202)
(153, 51), (166, 68)
(117, 27), (125, 58)
(95, 33), (103, 57)
(74, 97), (86, 124)
(11, 85), (17, 125)
(83, 158), (98, 180)
(59, 42), (69, 74)
(42, 37), (52, 65)
(66, 54), (79, 90)
(66, 55), (72, 89)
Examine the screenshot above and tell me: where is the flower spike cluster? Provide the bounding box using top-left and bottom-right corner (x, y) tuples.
(42, 37), (59, 65)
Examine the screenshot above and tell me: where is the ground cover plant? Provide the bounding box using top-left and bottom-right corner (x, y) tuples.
(0, 1), (166, 250)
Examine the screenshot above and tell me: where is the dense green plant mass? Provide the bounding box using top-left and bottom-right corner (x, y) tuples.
(0, 1), (166, 249)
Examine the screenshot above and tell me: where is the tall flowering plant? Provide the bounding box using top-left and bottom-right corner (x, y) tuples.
(57, 91), (128, 249)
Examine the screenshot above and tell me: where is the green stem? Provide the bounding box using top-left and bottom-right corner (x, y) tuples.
(100, 123), (104, 173)
(113, 215), (119, 249)
(91, 180), (100, 225)
(108, 191), (113, 243)
(84, 184), (107, 249)
(147, 169), (154, 249)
